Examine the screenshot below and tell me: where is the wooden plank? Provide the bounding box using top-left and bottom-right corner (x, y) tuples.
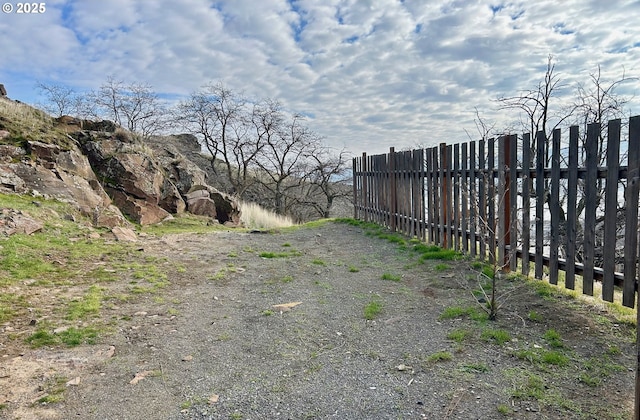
(565, 126), (579, 290)
(535, 130), (545, 279)
(445, 145), (453, 248)
(487, 138), (496, 264)
(521, 133), (531, 276)
(419, 149), (426, 241)
(498, 136), (507, 268)
(623, 115), (640, 307)
(470, 141), (477, 257)
(389, 147), (397, 232)
(425, 148), (434, 242)
(549, 129), (561, 285)
(582, 123), (600, 296)
(432, 148), (441, 244)
(509, 134), (518, 272)
(439, 143), (449, 248)
(602, 119), (621, 302)
(478, 140), (486, 259)
(414, 149), (424, 239)
(461, 143), (469, 252)
(453, 144), (461, 251)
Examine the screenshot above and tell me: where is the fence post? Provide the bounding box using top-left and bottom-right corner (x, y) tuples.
(583, 123), (599, 296)
(439, 143), (449, 248)
(521, 133), (531, 276)
(535, 131), (545, 279)
(602, 120), (621, 302)
(498, 136), (510, 270)
(624, 116), (640, 308)
(565, 126), (579, 290)
(629, 116), (640, 420)
(509, 134), (518, 272)
(549, 129), (561, 285)
(389, 147), (397, 232)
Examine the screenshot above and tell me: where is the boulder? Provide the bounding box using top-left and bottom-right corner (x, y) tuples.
(111, 190), (171, 225)
(82, 120), (117, 132)
(143, 135), (208, 195)
(0, 209), (44, 236)
(0, 141), (116, 217)
(185, 186), (241, 225)
(111, 226), (137, 242)
(187, 197), (218, 218)
(82, 137), (186, 224)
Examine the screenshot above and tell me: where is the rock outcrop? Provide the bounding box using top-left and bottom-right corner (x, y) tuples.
(0, 99), (241, 227)
(0, 139), (128, 228)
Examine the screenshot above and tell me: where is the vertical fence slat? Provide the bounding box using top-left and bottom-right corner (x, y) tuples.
(461, 143), (469, 252)
(432, 148), (441, 245)
(623, 116), (640, 308)
(565, 126), (579, 290)
(509, 134), (518, 272)
(522, 133), (531, 276)
(498, 136), (507, 269)
(453, 144), (461, 251)
(487, 138), (496, 264)
(478, 140), (486, 259)
(389, 147), (397, 232)
(439, 143), (448, 248)
(535, 131), (545, 279)
(583, 123), (600, 296)
(549, 128), (561, 285)
(602, 119), (621, 302)
(446, 145), (454, 247)
(470, 141), (477, 258)
(425, 148), (434, 243)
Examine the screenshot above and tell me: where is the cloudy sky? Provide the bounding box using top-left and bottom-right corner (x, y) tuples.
(1, 0), (639, 155)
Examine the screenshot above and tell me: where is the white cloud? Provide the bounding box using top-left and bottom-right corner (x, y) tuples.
(0, 0), (639, 155)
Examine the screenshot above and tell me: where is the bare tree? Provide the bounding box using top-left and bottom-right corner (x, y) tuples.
(255, 113), (320, 215)
(91, 77), (166, 138)
(175, 83), (263, 195)
(299, 147), (352, 218)
(496, 55), (575, 166)
(35, 82), (78, 117)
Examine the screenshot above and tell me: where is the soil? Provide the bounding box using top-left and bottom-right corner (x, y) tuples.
(0, 221), (636, 419)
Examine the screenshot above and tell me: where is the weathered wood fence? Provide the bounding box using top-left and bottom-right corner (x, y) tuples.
(353, 116), (640, 308)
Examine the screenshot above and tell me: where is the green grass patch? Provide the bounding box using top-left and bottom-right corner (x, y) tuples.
(447, 328), (471, 343)
(381, 272), (401, 282)
(259, 250), (303, 258)
(25, 328), (58, 348)
(311, 259), (326, 266)
(439, 305), (488, 322)
(364, 299), (383, 320)
(348, 266), (360, 273)
(26, 326), (101, 348)
(527, 310), (542, 322)
(513, 347), (569, 367)
(543, 329), (564, 348)
(66, 285), (102, 320)
(426, 351), (453, 363)
(459, 362), (489, 373)
(480, 328), (512, 345)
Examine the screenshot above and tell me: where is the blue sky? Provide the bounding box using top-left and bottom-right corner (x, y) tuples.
(1, 0), (639, 155)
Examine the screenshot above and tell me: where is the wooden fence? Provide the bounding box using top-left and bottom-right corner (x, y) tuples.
(353, 116), (640, 308)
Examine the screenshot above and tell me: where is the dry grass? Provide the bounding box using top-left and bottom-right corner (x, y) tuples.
(0, 98), (75, 147)
(239, 201), (295, 230)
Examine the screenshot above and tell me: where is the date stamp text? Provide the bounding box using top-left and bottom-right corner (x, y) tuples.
(2, 3), (47, 14)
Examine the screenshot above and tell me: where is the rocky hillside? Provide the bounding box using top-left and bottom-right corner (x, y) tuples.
(0, 96), (240, 228)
